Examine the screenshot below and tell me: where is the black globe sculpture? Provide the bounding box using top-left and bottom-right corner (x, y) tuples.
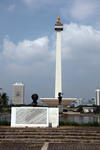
(31, 94), (38, 106)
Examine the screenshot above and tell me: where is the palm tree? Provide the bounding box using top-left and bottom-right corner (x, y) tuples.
(0, 93), (9, 106)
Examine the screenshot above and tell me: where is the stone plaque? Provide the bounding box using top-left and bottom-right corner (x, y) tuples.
(11, 107), (48, 127)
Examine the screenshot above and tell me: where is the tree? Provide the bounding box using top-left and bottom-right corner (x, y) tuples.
(0, 93), (9, 106)
(94, 106), (100, 114)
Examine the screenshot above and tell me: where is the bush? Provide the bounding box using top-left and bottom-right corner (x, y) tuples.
(77, 106), (83, 112)
(59, 121), (100, 126)
(0, 121), (10, 126)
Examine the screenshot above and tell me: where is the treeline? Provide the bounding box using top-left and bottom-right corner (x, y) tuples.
(0, 92), (9, 113)
(0, 93), (9, 106)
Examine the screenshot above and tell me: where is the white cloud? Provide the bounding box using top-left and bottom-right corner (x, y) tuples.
(62, 23), (100, 66)
(61, 0), (99, 20)
(1, 23), (100, 68)
(8, 4), (16, 11)
(2, 36), (50, 63)
(70, 0), (97, 20)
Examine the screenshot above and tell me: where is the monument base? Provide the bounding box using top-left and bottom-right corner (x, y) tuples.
(58, 104), (63, 114)
(40, 98), (77, 107)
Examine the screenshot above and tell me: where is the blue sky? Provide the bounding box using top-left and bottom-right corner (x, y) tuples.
(0, 0), (100, 103)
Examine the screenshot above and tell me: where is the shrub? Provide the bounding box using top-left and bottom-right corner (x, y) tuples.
(0, 121), (10, 126)
(59, 121), (100, 126)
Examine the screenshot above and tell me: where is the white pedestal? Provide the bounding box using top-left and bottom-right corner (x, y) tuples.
(58, 104), (63, 114)
(11, 107), (59, 128)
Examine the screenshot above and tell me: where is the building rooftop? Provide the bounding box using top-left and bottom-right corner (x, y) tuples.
(13, 82), (24, 85)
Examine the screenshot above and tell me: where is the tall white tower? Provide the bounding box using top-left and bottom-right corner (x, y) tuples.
(96, 89), (100, 106)
(55, 16), (63, 98)
(12, 82), (24, 104)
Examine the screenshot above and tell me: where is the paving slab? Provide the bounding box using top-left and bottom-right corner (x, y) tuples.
(0, 143), (43, 150)
(48, 143), (100, 150)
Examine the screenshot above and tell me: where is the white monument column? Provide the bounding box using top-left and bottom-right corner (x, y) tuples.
(55, 16), (63, 98)
(40, 17), (76, 107)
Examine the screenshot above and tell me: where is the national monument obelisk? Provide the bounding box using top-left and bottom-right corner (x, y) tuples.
(55, 16), (63, 98)
(40, 17), (77, 107)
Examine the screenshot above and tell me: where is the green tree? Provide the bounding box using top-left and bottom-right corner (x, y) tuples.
(94, 106), (100, 114)
(0, 93), (9, 106)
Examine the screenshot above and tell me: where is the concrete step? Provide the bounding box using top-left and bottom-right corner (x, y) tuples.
(0, 128), (99, 132)
(0, 139), (100, 144)
(0, 135), (100, 140)
(0, 127), (100, 131)
(0, 132), (100, 137)
(0, 127), (100, 144)
(0, 132), (100, 136)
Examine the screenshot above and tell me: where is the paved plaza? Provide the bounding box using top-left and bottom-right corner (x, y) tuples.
(0, 142), (100, 150)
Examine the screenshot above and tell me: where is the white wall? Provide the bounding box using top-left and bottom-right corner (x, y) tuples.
(48, 108), (59, 127)
(11, 107), (59, 128)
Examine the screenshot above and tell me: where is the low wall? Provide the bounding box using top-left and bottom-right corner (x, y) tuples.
(11, 107), (59, 127)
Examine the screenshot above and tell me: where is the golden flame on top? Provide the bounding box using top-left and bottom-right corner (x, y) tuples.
(57, 16), (61, 24)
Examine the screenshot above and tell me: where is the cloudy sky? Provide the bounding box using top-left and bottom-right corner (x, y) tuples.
(0, 0), (100, 103)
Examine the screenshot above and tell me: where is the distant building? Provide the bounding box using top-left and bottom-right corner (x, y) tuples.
(83, 107), (95, 113)
(12, 82), (24, 105)
(73, 98), (84, 107)
(96, 89), (100, 106)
